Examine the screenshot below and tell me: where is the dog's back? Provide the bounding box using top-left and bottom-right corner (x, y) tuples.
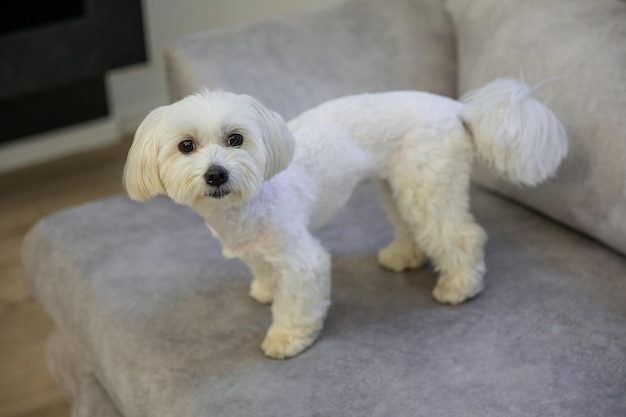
(284, 91), (468, 230)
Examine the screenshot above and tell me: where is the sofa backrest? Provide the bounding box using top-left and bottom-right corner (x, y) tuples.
(166, 0), (457, 120)
(447, 0), (626, 256)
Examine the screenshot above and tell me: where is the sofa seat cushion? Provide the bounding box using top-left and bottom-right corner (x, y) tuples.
(23, 183), (626, 417)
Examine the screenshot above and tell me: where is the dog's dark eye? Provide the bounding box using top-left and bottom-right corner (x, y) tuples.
(178, 139), (195, 154)
(227, 133), (244, 147)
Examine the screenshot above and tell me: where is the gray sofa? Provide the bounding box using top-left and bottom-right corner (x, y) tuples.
(22, 0), (626, 416)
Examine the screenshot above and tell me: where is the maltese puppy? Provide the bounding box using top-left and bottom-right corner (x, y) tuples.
(123, 78), (568, 359)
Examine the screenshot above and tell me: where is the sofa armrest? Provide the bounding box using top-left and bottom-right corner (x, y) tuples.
(165, 0), (456, 119)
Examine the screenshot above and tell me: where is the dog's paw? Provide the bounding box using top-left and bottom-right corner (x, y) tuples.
(432, 273), (484, 305)
(378, 242), (426, 272)
(249, 279), (274, 304)
(261, 324), (320, 359)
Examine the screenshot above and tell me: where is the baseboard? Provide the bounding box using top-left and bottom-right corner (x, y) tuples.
(0, 117), (120, 173)
(0, 91), (166, 174)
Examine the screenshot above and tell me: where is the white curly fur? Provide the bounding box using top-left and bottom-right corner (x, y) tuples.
(460, 78), (568, 186)
(124, 79), (568, 359)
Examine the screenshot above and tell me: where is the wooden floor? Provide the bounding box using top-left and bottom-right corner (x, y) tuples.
(0, 136), (132, 417)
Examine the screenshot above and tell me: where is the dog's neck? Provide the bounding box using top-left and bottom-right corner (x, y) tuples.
(195, 201), (244, 234)
(190, 172), (307, 261)
(191, 185), (277, 260)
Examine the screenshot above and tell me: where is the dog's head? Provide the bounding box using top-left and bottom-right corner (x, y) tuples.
(123, 90), (295, 209)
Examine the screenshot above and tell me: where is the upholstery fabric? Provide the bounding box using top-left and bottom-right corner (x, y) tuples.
(24, 184), (626, 416)
(446, 0), (626, 256)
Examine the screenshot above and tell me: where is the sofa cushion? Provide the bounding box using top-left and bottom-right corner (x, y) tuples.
(446, 0), (626, 255)
(23, 183), (626, 416)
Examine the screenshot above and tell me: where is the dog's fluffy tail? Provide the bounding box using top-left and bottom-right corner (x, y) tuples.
(460, 78), (568, 186)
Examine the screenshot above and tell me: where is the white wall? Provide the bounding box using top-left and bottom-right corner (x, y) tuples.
(0, 0), (340, 173)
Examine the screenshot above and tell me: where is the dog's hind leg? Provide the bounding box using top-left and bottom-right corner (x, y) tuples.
(387, 149), (487, 305)
(375, 180), (427, 272)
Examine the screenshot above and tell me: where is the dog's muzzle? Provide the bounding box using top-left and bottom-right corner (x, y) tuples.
(204, 165), (231, 199)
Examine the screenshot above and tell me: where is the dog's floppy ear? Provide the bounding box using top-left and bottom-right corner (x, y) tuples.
(123, 106), (168, 201)
(253, 102), (296, 180)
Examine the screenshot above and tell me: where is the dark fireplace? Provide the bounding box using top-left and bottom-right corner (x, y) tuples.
(0, 0), (147, 143)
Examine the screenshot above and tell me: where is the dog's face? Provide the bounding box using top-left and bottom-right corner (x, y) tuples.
(123, 90), (295, 209)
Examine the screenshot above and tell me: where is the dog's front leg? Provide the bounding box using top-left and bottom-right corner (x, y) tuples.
(247, 261), (275, 304)
(260, 234), (331, 359)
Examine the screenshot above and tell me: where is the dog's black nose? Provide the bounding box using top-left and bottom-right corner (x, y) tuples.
(204, 165), (229, 186)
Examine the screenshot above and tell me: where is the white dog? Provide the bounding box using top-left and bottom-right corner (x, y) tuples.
(123, 78), (568, 359)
